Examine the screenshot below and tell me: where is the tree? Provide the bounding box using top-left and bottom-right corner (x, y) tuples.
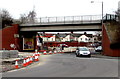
(19, 10), (36, 24)
(27, 10), (36, 23)
(0, 9), (13, 29)
(19, 14), (28, 24)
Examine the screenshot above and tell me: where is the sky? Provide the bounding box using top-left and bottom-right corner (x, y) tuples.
(0, 0), (120, 19)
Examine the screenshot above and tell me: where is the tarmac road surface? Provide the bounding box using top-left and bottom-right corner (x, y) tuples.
(2, 53), (118, 77)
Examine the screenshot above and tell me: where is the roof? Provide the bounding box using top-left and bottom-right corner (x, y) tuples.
(71, 34), (82, 37)
(56, 34), (68, 38)
(39, 33), (55, 38)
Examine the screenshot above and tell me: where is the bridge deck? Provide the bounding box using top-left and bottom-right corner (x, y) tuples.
(20, 15), (103, 32)
(21, 20), (101, 26)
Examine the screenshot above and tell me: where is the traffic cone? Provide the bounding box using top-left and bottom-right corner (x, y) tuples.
(58, 50), (61, 53)
(32, 56), (34, 63)
(35, 49), (37, 53)
(43, 51), (47, 55)
(49, 51), (52, 54)
(54, 51), (57, 54)
(30, 56), (33, 64)
(32, 55), (35, 61)
(28, 57), (31, 65)
(34, 54), (39, 61)
(15, 60), (19, 69)
(33, 53), (35, 57)
(23, 58), (27, 67)
(28, 57), (31, 64)
(26, 57), (29, 66)
(37, 52), (40, 56)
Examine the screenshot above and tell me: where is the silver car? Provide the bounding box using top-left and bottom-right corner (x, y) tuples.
(75, 47), (91, 57)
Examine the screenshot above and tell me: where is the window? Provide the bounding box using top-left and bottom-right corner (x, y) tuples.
(94, 38), (96, 40)
(81, 38), (82, 40)
(79, 47), (89, 51)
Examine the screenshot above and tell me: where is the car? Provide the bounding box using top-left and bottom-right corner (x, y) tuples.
(95, 46), (102, 52)
(88, 47), (96, 54)
(57, 44), (68, 47)
(75, 47), (91, 57)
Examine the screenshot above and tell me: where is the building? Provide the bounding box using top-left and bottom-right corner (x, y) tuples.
(78, 35), (89, 42)
(56, 33), (67, 42)
(62, 34), (70, 42)
(41, 33), (56, 42)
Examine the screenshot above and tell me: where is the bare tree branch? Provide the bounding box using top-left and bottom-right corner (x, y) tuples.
(19, 10), (36, 24)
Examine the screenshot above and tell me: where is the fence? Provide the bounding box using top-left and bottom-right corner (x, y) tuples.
(23, 15), (102, 24)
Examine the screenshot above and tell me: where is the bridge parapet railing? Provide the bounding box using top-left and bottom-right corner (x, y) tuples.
(103, 14), (118, 21)
(35, 15), (102, 24)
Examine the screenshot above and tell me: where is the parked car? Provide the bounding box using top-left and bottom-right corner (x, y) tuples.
(88, 47), (96, 54)
(95, 46), (102, 52)
(75, 47), (91, 57)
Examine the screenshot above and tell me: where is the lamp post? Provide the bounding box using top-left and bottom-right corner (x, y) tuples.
(91, 1), (103, 55)
(91, 1), (103, 25)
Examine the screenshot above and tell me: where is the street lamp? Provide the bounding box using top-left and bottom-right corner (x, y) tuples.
(91, 1), (103, 25)
(91, 1), (103, 55)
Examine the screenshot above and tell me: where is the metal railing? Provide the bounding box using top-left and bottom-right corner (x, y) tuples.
(103, 14), (118, 21)
(21, 14), (119, 25)
(23, 15), (102, 25)
(38, 15), (102, 24)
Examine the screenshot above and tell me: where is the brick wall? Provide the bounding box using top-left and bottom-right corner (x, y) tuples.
(1, 24), (20, 50)
(102, 24), (120, 57)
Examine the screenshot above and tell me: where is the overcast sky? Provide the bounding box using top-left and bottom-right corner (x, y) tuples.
(0, 0), (120, 19)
